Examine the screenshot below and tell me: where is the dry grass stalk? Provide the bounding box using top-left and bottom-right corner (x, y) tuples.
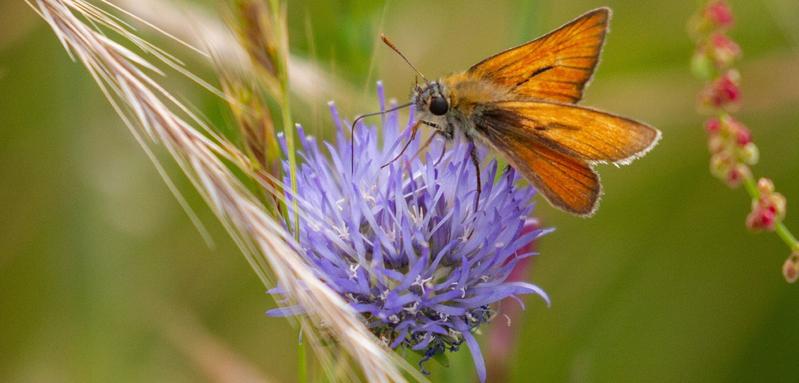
(110, 0), (367, 109)
(219, 76), (281, 183)
(28, 0), (418, 381)
(234, 0), (280, 90)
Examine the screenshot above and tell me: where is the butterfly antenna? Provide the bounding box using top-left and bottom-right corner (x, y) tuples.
(350, 102), (413, 175)
(380, 33), (429, 84)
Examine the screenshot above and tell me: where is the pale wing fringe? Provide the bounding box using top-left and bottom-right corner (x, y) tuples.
(29, 0), (423, 381)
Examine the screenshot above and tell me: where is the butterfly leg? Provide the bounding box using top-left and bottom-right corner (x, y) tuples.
(418, 121), (452, 166)
(468, 140), (482, 211)
(434, 137), (447, 166)
(408, 130), (447, 164)
(381, 120), (423, 168)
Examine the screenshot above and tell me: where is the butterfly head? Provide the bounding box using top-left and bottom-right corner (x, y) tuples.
(414, 81), (450, 118)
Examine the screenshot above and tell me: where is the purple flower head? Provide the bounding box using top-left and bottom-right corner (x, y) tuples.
(271, 82), (550, 382)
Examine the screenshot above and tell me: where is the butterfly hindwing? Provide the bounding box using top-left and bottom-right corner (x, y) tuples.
(467, 8), (610, 104)
(483, 101), (661, 164)
(484, 129), (601, 215)
(473, 105), (600, 215)
(473, 100), (660, 215)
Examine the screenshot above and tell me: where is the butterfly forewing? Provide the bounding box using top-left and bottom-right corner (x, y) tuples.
(467, 8), (609, 103)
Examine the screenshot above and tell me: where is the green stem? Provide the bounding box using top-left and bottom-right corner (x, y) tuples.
(281, 82), (300, 236)
(776, 223), (799, 252)
(266, 0), (300, 236)
(742, 173), (759, 199)
(298, 328), (308, 383)
(267, 3), (305, 381)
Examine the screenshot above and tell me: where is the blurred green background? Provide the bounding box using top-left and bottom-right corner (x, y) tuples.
(2, 0), (799, 382)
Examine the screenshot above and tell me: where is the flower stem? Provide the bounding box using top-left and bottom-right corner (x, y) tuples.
(267, 1), (300, 236)
(298, 329), (308, 383)
(742, 173), (759, 198)
(280, 81), (300, 236)
(776, 223), (799, 252)
(268, 0), (306, 378)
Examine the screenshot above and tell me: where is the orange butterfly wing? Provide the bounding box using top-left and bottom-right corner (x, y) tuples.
(468, 8), (609, 103)
(474, 101), (660, 215)
(487, 101), (661, 164)
(481, 128), (601, 216)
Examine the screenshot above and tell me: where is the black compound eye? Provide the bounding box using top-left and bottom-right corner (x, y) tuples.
(429, 96), (449, 116)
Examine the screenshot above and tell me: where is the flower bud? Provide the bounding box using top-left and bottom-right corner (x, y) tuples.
(708, 134), (726, 153)
(746, 205), (776, 231)
(769, 193), (787, 219)
(757, 178), (775, 195)
(691, 51), (714, 81)
(710, 33), (741, 67)
(746, 183), (787, 231)
(783, 253), (799, 284)
(734, 125), (752, 146)
(739, 143), (758, 165)
(715, 71), (741, 107)
(705, 1), (734, 28)
(705, 117), (722, 134)
(701, 70), (741, 109)
(725, 164), (749, 188)
(710, 153), (731, 179)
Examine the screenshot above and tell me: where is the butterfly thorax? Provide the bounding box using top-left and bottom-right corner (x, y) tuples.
(442, 72), (511, 112)
(413, 73), (510, 139)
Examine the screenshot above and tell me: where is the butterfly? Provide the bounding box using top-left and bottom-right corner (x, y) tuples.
(374, 7), (661, 216)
